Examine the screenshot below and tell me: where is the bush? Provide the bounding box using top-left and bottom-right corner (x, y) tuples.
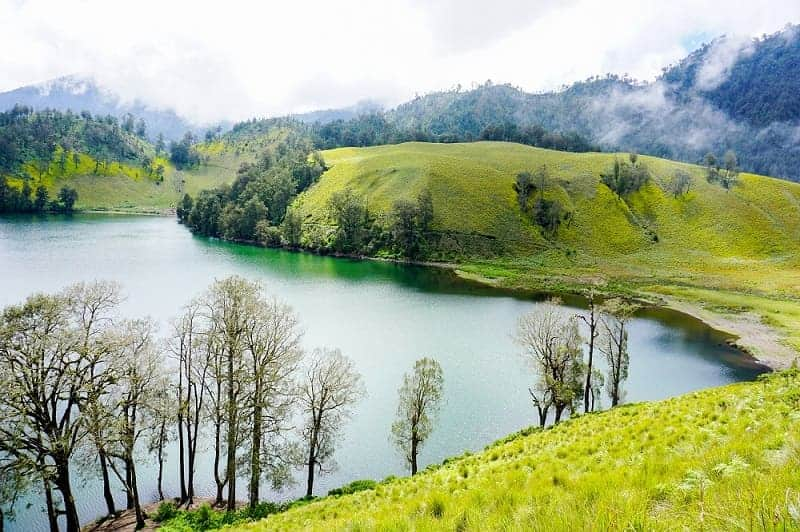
(328, 479), (377, 496)
(256, 221), (282, 247)
(153, 501), (178, 522)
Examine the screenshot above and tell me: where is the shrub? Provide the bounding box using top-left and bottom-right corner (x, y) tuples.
(328, 479), (378, 497)
(153, 501), (178, 522)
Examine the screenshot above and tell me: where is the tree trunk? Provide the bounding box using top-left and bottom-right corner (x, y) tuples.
(554, 404), (565, 423)
(42, 473), (59, 532)
(305, 422), (318, 498)
(410, 432), (418, 476)
(188, 416), (197, 504)
(185, 350), (195, 503)
(226, 352), (237, 512)
(54, 462), (81, 532)
(249, 400), (262, 509)
(157, 423), (166, 501)
(584, 323), (595, 414)
(128, 459), (145, 529)
(537, 405), (548, 428)
(125, 461), (134, 510)
(178, 407), (187, 503)
(99, 449), (117, 516)
(213, 399), (225, 507)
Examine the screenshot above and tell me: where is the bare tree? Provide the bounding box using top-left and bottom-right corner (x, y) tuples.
(0, 284), (121, 532)
(391, 358), (444, 475)
(103, 319), (165, 530)
(515, 299), (584, 427)
(168, 303), (208, 505)
(295, 348), (365, 497)
(577, 290), (600, 414)
(201, 324), (230, 506)
(70, 281), (122, 519)
(243, 296), (303, 509)
(202, 277), (253, 511)
(147, 383), (176, 502)
(600, 298), (638, 407)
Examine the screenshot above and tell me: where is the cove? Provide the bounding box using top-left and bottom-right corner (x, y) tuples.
(0, 214), (766, 532)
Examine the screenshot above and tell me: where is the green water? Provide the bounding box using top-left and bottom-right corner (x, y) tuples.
(0, 214), (765, 531)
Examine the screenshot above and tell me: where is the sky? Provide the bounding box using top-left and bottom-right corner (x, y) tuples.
(1, 0), (798, 123)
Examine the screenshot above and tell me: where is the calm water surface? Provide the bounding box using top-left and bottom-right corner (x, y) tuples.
(0, 214), (766, 531)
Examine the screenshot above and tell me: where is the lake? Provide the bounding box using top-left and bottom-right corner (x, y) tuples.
(0, 214), (766, 531)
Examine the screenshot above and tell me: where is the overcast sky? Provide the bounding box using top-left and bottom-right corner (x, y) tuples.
(1, 0), (798, 123)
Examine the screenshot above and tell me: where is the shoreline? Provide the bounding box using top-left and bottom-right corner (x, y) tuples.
(28, 210), (799, 370)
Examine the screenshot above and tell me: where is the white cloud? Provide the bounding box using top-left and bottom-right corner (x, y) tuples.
(0, 0), (798, 122)
(695, 35), (754, 91)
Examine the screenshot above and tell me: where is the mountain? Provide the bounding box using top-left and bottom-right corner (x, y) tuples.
(380, 25), (800, 181)
(292, 100), (384, 124)
(0, 75), (205, 142)
(663, 25), (800, 127)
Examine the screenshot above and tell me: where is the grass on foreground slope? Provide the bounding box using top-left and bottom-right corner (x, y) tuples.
(297, 142), (800, 364)
(236, 370), (800, 531)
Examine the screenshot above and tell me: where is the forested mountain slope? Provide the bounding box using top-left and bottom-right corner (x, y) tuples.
(383, 26), (800, 181)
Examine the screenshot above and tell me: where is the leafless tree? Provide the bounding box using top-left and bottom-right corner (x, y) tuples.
(167, 303), (208, 505)
(201, 323), (230, 506)
(295, 348), (365, 497)
(577, 290), (601, 413)
(391, 358), (444, 475)
(515, 299), (584, 427)
(202, 277), (253, 511)
(242, 296), (303, 509)
(69, 281), (122, 519)
(0, 283), (122, 532)
(600, 298), (638, 407)
(103, 319), (165, 530)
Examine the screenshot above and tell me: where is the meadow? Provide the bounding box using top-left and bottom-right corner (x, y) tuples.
(298, 142), (800, 367)
(155, 370), (800, 531)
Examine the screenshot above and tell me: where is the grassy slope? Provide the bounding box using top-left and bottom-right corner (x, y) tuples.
(237, 371), (800, 531)
(1, 130), (271, 213)
(296, 141), (800, 362)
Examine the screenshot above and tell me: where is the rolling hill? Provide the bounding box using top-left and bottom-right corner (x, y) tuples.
(295, 141), (800, 365)
(181, 370), (800, 530)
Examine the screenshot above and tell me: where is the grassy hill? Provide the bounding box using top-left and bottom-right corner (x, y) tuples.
(223, 370), (800, 531)
(296, 141), (800, 364)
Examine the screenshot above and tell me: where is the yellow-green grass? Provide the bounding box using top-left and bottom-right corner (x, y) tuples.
(297, 142), (800, 365)
(4, 146), (240, 213)
(237, 370), (800, 531)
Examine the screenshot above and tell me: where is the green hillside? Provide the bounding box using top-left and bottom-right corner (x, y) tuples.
(294, 141), (800, 364)
(228, 370), (800, 531)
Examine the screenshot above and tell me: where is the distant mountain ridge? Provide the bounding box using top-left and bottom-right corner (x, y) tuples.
(0, 75), (208, 142)
(2, 24), (800, 180)
(380, 25), (800, 181)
